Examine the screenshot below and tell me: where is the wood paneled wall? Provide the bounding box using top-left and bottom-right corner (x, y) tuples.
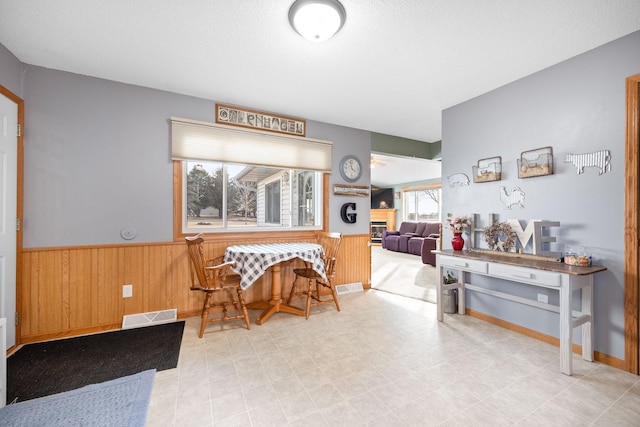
(20, 234), (371, 343)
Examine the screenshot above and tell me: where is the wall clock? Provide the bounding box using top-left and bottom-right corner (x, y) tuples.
(339, 155), (362, 182)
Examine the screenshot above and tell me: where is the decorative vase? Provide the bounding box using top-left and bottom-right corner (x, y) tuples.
(451, 233), (464, 250)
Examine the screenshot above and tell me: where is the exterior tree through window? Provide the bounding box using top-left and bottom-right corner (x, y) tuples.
(182, 161), (322, 232)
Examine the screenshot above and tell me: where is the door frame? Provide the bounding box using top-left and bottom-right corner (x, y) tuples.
(624, 73), (640, 375)
(0, 84), (23, 351)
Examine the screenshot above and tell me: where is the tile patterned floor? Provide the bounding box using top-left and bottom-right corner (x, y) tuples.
(146, 291), (640, 426)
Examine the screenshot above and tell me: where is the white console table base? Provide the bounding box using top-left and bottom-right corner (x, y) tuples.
(434, 250), (605, 376)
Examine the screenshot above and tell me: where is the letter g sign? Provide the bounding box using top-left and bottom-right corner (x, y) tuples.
(340, 203), (357, 224)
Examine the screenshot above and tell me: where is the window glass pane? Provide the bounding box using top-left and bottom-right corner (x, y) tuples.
(265, 180), (281, 224)
(186, 162), (224, 230)
(402, 187), (441, 222)
(227, 164), (257, 228)
(404, 191), (418, 221)
(297, 172), (315, 226)
(184, 161), (321, 233)
(417, 189), (440, 221)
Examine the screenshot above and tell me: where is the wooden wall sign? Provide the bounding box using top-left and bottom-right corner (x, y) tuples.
(333, 184), (370, 197)
(215, 103), (306, 136)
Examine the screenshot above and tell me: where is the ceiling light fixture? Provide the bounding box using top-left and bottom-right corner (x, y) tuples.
(288, 0), (346, 42)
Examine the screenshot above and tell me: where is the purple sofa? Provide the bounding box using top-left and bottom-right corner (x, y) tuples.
(381, 221), (441, 266)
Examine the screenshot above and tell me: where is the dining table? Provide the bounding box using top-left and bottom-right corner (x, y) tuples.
(224, 242), (326, 325)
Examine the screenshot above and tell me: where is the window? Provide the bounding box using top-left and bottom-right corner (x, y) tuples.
(171, 117), (331, 236)
(402, 184), (441, 222)
(182, 161), (322, 233)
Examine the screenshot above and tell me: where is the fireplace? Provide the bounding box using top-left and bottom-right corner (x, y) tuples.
(371, 221), (387, 244)
(370, 208), (396, 245)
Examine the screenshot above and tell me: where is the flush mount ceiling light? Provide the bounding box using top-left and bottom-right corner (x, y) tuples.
(289, 0), (346, 42)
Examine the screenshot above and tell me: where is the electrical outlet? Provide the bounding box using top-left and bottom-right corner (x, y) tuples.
(537, 293), (548, 304)
(123, 284), (133, 298)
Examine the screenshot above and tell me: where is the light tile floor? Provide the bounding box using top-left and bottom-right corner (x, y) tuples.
(146, 291), (640, 426)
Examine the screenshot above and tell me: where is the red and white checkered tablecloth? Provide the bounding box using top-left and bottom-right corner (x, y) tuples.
(224, 242), (326, 290)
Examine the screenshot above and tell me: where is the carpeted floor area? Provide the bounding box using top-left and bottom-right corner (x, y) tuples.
(6, 321), (184, 403)
(371, 246), (439, 303)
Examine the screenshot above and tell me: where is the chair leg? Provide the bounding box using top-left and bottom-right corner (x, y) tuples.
(199, 293), (213, 338)
(237, 287), (251, 330)
(329, 281), (341, 312)
(305, 279), (313, 319)
(316, 282), (340, 313)
(287, 276), (299, 305)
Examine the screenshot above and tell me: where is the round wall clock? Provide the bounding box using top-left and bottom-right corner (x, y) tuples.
(339, 155), (362, 182)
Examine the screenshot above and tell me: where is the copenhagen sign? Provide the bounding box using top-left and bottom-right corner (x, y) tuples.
(215, 103), (306, 137)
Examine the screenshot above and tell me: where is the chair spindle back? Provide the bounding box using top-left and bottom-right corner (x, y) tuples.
(316, 231), (342, 278)
(185, 234), (235, 291)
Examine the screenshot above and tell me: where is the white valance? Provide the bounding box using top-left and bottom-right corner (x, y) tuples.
(171, 117), (333, 172)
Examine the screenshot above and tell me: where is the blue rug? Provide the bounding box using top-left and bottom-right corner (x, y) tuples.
(0, 369), (155, 427)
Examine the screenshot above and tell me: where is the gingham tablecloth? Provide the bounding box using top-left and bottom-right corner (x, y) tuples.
(224, 242), (326, 290)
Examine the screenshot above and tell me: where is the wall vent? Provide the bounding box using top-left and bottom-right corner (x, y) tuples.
(335, 282), (364, 295)
(122, 309), (177, 330)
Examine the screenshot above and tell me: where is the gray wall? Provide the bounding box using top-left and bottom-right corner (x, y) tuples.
(442, 30), (640, 360)
(0, 43), (23, 97)
(307, 121), (371, 234)
(14, 65), (370, 248)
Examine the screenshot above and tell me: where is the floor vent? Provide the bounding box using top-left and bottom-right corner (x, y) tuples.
(335, 282), (364, 295)
(122, 309), (177, 330)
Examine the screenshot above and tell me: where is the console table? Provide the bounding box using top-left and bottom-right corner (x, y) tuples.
(434, 250), (607, 375)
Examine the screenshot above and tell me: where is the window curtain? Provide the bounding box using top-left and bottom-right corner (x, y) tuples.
(171, 117), (332, 172)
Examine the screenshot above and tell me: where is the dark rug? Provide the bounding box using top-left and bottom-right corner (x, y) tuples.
(7, 321), (184, 403)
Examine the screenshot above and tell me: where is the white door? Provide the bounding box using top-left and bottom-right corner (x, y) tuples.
(0, 94), (17, 350)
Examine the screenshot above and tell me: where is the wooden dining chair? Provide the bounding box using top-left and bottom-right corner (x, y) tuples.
(287, 231), (342, 319)
(185, 234), (251, 337)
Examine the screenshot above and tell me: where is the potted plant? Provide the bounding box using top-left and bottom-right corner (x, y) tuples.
(443, 271), (458, 285)
(441, 270), (458, 313)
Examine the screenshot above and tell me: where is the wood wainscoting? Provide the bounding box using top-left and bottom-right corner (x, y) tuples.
(19, 233), (371, 343)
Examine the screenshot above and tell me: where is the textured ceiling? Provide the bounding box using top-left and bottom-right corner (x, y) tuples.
(0, 0), (639, 145)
